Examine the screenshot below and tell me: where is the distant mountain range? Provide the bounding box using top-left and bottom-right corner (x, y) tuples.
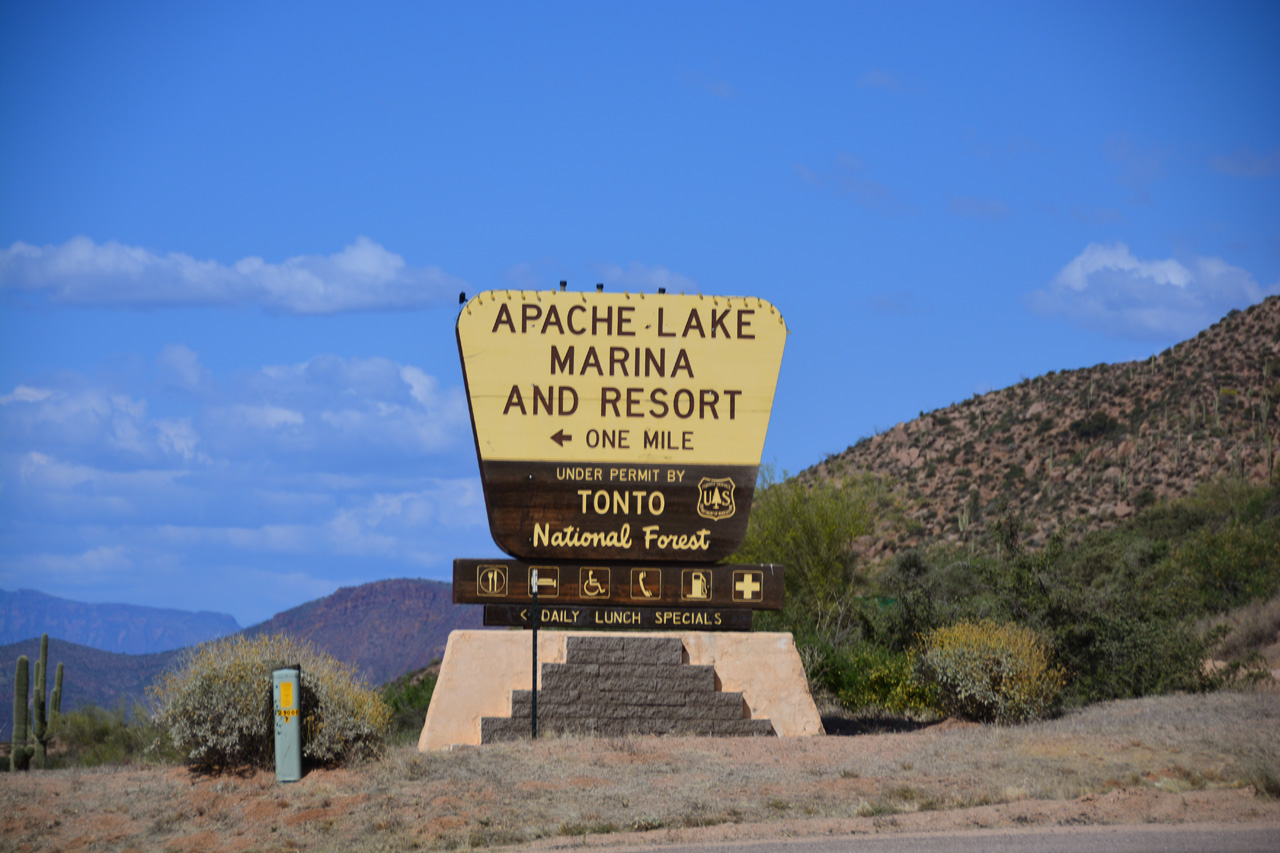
(0, 589), (241, 654)
(2, 578), (482, 740)
(240, 578), (481, 684)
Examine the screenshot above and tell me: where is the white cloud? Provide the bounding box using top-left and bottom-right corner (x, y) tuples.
(593, 262), (699, 294)
(0, 350), (484, 621)
(1028, 242), (1280, 340)
(2, 386), (163, 458)
(139, 479), (484, 560)
(14, 451), (189, 508)
(209, 355), (469, 459)
(156, 418), (202, 461)
(230, 404), (306, 431)
(1212, 146), (1280, 178)
(0, 385), (52, 404)
(2, 546), (133, 584)
(0, 236), (465, 314)
(156, 344), (210, 392)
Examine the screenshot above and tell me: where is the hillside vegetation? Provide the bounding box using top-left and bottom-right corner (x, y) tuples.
(739, 297), (1280, 718)
(741, 467), (1278, 719)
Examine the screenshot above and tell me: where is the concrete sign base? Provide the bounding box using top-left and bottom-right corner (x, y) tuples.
(418, 630), (822, 751)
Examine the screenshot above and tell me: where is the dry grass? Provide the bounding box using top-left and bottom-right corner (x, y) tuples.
(1203, 593), (1280, 665)
(1, 692), (1278, 851)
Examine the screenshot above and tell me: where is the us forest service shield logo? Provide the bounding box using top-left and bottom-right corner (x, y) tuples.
(696, 477), (736, 520)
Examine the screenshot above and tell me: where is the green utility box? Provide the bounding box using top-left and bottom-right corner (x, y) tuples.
(272, 666), (302, 782)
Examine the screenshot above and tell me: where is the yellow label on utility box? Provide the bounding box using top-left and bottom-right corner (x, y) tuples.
(280, 681), (294, 710)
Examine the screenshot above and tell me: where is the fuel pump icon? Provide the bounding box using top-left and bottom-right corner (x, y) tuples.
(682, 569), (711, 600)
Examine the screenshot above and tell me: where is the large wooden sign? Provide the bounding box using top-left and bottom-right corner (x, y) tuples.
(453, 559), (784, 610)
(457, 290), (787, 562)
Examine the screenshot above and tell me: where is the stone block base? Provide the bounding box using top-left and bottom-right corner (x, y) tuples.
(418, 630), (822, 750)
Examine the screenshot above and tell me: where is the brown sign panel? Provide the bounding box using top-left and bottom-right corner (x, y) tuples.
(457, 290), (786, 562)
(482, 604), (752, 632)
(454, 558), (783, 610)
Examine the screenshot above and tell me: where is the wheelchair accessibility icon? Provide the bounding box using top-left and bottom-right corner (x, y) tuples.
(580, 567), (610, 598)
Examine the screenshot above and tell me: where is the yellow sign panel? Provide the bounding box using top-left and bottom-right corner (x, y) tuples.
(457, 291), (786, 467)
(279, 681), (294, 711)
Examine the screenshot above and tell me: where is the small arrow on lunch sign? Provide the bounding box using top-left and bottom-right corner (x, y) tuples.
(551, 429), (572, 446)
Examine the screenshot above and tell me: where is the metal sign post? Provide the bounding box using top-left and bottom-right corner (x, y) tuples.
(530, 568), (538, 739)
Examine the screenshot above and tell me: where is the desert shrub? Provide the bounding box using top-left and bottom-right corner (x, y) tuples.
(1070, 411), (1120, 441)
(829, 643), (938, 716)
(150, 633), (390, 771)
(1203, 594), (1280, 662)
(915, 620), (1064, 723)
(978, 520), (1207, 703)
(46, 701), (181, 768)
(1058, 607), (1207, 701)
(733, 467), (901, 646)
(1169, 525), (1280, 613)
(382, 665), (438, 744)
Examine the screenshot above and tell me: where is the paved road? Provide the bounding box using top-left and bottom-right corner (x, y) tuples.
(602, 823), (1280, 852)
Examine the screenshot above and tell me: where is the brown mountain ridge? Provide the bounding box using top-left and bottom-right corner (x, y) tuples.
(806, 295), (1280, 561)
(2, 578), (482, 740)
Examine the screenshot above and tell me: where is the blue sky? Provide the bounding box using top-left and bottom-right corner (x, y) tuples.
(2, 1), (1277, 626)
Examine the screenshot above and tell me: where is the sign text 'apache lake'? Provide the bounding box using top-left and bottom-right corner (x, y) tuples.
(457, 291), (787, 562)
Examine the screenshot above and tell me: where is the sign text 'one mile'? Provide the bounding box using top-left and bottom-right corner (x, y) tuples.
(457, 290), (787, 563)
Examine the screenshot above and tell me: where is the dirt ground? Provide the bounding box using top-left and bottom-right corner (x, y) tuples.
(1, 691), (1278, 852)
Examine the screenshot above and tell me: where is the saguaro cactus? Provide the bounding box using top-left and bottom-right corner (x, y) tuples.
(10, 655), (32, 771)
(51, 662), (63, 718)
(31, 635), (48, 769)
(10, 633), (62, 771)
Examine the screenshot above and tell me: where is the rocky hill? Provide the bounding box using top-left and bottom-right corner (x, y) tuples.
(0, 589), (240, 654)
(242, 578), (481, 684)
(809, 296), (1280, 560)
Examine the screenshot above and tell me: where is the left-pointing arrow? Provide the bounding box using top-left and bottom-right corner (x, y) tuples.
(519, 609), (528, 621)
(551, 429), (572, 446)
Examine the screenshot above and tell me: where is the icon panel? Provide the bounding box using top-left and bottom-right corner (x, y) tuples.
(477, 564), (508, 596)
(732, 570), (763, 602)
(530, 566), (559, 597)
(681, 569), (712, 601)
(630, 568), (662, 600)
(580, 567), (610, 598)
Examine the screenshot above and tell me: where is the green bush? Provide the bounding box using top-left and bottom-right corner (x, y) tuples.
(733, 466), (900, 647)
(47, 702), (181, 768)
(915, 620), (1064, 723)
(829, 643), (938, 716)
(381, 666), (438, 744)
(150, 633), (390, 771)
(976, 519), (1208, 704)
(1170, 525), (1280, 613)
(1070, 411), (1121, 440)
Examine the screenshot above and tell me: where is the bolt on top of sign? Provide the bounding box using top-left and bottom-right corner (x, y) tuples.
(457, 289), (787, 563)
